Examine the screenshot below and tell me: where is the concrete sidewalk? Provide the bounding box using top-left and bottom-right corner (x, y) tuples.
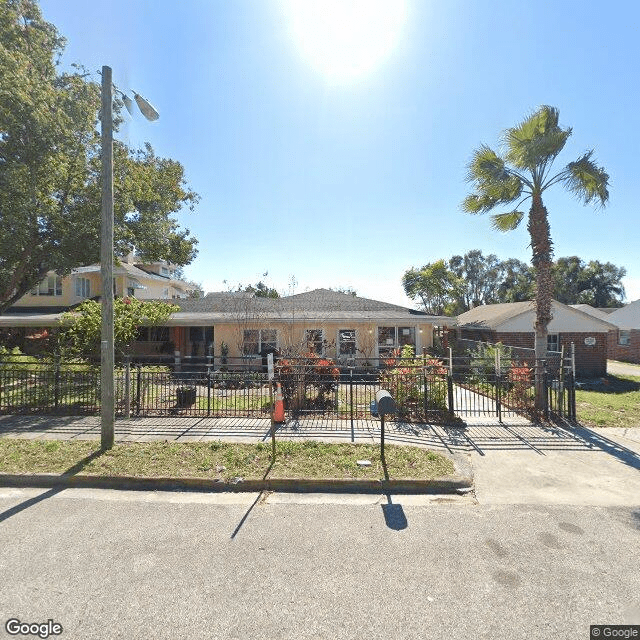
(1, 414), (639, 505)
(0, 413), (595, 454)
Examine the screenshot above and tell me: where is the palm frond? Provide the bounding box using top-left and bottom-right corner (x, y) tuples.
(503, 105), (571, 173)
(490, 211), (525, 232)
(465, 145), (507, 183)
(563, 151), (610, 207)
(462, 145), (524, 213)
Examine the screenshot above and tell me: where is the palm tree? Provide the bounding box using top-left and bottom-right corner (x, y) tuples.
(462, 106), (609, 409)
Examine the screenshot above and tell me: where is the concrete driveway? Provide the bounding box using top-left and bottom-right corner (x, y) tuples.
(471, 424), (640, 506)
(608, 359), (640, 377)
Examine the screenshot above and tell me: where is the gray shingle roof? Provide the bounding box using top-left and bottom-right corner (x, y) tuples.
(172, 289), (452, 323)
(456, 301), (534, 328)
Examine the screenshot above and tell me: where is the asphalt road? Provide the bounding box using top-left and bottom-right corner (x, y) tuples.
(1, 487), (639, 640)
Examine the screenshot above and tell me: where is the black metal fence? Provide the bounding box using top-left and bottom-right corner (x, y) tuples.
(0, 352), (576, 423)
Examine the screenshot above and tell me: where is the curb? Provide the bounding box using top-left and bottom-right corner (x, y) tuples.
(0, 472), (473, 495)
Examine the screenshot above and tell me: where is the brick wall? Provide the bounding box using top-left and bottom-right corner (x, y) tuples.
(608, 329), (640, 364)
(488, 331), (607, 377)
(558, 332), (607, 377)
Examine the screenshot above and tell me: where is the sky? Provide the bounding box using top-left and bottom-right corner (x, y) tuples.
(40, 0), (640, 307)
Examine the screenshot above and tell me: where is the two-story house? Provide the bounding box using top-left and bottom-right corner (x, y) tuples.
(10, 254), (193, 313)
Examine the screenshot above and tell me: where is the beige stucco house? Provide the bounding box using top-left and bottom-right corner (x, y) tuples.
(0, 288), (452, 365)
(162, 289), (452, 364)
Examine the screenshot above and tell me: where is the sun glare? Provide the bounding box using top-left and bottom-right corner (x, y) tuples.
(284, 0), (407, 84)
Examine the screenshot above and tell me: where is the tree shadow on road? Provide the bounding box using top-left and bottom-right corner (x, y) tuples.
(0, 447), (106, 523)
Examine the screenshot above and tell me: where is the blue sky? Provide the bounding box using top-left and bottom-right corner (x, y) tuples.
(41, 0), (640, 306)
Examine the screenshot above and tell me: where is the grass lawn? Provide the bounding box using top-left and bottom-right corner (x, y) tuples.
(576, 374), (640, 429)
(0, 439), (455, 481)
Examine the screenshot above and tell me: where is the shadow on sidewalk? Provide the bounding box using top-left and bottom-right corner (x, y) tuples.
(554, 420), (640, 472)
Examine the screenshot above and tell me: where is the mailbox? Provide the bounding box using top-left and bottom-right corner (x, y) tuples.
(375, 389), (396, 417)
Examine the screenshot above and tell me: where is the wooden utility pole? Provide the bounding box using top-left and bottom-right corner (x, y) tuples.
(100, 65), (115, 449)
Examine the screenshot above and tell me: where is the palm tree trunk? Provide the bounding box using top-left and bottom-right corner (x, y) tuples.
(527, 193), (554, 412)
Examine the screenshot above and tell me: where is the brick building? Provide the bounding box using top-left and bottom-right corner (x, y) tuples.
(456, 300), (617, 377)
(604, 301), (640, 364)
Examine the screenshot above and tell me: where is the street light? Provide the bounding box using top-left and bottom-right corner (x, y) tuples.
(100, 65), (159, 449)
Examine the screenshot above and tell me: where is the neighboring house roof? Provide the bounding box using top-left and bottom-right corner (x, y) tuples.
(456, 300), (617, 332)
(607, 300), (640, 329)
(0, 313), (61, 327)
(73, 263), (188, 287)
(0, 288), (454, 327)
(570, 304), (616, 322)
(456, 301), (534, 329)
(172, 289), (454, 324)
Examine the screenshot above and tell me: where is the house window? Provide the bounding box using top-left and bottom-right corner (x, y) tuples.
(547, 334), (560, 352)
(31, 275), (62, 296)
(243, 329), (277, 356)
(378, 326), (416, 356)
(618, 330), (630, 346)
(338, 329), (356, 356)
(75, 277), (91, 299)
(137, 327), (170, 342)
(161, 267), (169, 276)
(305, 329), (324, 354)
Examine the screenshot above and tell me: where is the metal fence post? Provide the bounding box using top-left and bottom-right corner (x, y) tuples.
(542, 360), (549, 421)
(136, 366), (142, 415)
(349, 368), (354, 434)
(423, 367), (428, 415)
(558, 345), (565, 419)
(124, 355), (131, 419)
(568, 369), (576, 421)
(54, 352), (60, 410)
(207, 368), (211, 416)
(447, 372), (455, 417)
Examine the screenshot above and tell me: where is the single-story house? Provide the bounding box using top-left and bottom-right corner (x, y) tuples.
(602, 301), (640, 364)
(0, 289), (453, 366)
(162, 289), (452, 364)
(570, 303), (640, 365)
(456, 300), (618, 377)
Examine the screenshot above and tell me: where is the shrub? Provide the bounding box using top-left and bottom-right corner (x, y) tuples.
(469, 342), (513, 381)
(506, 363), (533, 407)
(379, 346), (448, 414)
(275, 352), (340, 410)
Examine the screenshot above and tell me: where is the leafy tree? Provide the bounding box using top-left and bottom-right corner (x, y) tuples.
(552, 256), (588, 305)
(241, 281), (280, 298)
(449, 250), (502, 311)
(579, 260), (626, 307)
(59, 298), (179, 357)
(553, 257), (625, 307)
(496, 258), (535, 303)
(463, 106), (609, 409)
(402, 260), (464, 315)
(0, 0), (199, 313)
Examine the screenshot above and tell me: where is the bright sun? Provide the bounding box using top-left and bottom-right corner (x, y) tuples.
(284, 0), (408, 84)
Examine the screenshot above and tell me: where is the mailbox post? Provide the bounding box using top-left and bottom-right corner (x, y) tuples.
(375, 389), (396, 463)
